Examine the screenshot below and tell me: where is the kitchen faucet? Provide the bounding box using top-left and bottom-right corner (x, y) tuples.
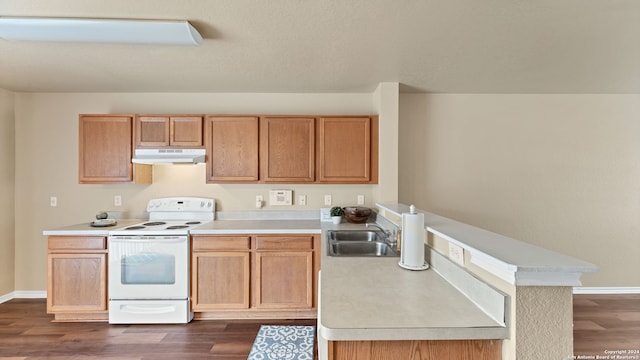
(366, 223), (395, 244)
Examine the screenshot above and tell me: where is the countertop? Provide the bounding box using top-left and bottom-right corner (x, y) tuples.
(189, 219), (322, 234)
(42, 219), (144, 236)
(318, 223), (508, 341)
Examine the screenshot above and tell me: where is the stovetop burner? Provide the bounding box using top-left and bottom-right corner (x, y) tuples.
(185, 221), (201, 225)
(143, 221), (167, 226)
(124, 226), (146, 230)
(166, 225), (189, 230)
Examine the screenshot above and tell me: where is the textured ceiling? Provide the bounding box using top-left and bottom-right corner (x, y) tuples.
(1, 0), (639, 93)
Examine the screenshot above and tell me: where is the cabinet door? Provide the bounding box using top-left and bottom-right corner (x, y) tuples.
(192, 252), (251, 310)
(47, 253), (107, 313)
(136, 116), (170, 147)
(318, 116), (378, 183)
(205, 116), (259, 182)
(260, 117), (315, 182)
(79, 114), (136, 183)
(254, 251), (314, 309)
(170, 116), (203, 147)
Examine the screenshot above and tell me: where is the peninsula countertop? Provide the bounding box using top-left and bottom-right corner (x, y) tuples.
(317, 223), (508, 341)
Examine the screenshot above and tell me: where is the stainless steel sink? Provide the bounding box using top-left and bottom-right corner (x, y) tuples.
(326, 230), (399, 257)
(327, 230), (385, 242)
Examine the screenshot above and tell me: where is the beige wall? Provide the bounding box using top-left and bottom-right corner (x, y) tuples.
(0, 89), (15, 296)
(14, 91), (397, 291)
(399, 94), (640, 287)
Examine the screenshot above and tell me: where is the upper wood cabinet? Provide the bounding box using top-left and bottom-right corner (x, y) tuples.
(204, 116), (259, 182)
(318, 116), (378, 183)
(260, 116), (315, 183)
(79, 114), (151, 184)
(135, 115), (203, 148)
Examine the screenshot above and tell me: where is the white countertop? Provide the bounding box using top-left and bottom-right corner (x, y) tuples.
(189, 219), (322, 235)
(377, 203), (598, 286)
(317, 222), (508, 341)
(42, 219), (143, 236)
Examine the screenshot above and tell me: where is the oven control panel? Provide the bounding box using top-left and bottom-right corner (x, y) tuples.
(146, 197), (215, 212)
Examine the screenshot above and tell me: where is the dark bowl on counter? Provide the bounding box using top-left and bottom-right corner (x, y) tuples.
(342, 206), (372, 223)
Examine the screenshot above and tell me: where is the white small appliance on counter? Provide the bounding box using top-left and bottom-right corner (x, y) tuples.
(107, 197), (215, 324)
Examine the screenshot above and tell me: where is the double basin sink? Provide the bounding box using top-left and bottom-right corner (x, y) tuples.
(327, 229), (398, 257)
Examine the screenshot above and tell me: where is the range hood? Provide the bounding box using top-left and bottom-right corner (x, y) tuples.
(132, 148), (206, 164)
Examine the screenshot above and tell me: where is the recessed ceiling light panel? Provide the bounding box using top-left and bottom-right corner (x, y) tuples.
(0, 17), (203, 45)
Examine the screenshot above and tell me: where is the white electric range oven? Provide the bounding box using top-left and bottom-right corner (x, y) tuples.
(107, 197), (215, 324)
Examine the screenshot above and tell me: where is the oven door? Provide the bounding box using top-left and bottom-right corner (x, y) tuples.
(108, 236), (189, 300)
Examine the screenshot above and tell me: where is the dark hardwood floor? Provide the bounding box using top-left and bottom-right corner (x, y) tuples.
(0, 299), (315, 359)
(0, 295), (638, 359)
(573, 294), (640, 357)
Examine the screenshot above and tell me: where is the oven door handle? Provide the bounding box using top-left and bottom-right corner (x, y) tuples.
(118, 304), (180, 315)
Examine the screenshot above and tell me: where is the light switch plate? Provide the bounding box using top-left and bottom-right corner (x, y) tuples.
(269, 190), (292, 206)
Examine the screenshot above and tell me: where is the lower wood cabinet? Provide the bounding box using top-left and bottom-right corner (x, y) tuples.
(328, 339), (502, 360)
(191, 236), (251, 311)
(191, 234), (320, 319)
(46, 236), (108, 321)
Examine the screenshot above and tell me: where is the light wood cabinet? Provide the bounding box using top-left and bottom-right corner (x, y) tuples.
(318, 116), (378, 183)
(204, 116), (259, 182)
(260, 116), (315, 182)
(136, 115), (203, 148)
(254, 235), (315, 310)
(79, 114), (151, 184)
(328, 339), (502, 360)
(46, 236), (108, 321)
(191, 234), (320, 319)
(191, 236), (251, 311)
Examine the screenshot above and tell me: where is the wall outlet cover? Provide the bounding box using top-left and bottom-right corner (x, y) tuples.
(320, 208), (332, 222)
(448, 242), (465, 265)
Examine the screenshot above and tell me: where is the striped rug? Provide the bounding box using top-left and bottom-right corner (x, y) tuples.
(247, 325), (315, 360)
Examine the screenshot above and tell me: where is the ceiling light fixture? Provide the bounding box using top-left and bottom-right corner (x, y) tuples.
(0, 17), (203, 45)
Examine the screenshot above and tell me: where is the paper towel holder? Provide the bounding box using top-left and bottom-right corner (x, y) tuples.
(398, 205), (430, 271)
(399, 260), (430, 271)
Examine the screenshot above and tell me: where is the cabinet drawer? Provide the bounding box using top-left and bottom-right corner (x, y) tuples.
(255, 236), (314, 250)
(192, 236), (251, 251)
(47, 236), (106, 251)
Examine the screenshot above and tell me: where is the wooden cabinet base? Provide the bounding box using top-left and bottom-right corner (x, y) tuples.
(328, 339), (502, 360)
(52, 312), (108, 322)
(194, 309), (317, 320)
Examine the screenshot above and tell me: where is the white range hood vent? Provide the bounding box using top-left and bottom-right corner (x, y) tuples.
(132, 148), (206, 164)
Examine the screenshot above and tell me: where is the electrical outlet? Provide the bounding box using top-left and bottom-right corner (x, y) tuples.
(114, 195), (122, 207)
(324, 195), (332, 206)
(50, 196), (57, 207)
(256, 195), (263, 208)
(357, 195), (365, 205)
(298, 195), (307, 206)
(448, 242), (465, 265)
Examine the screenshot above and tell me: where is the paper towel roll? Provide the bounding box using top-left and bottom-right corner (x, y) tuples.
(399, 205), (429, 271)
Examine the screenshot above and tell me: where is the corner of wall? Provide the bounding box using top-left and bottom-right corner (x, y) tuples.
(0, 88), (16, 295)
(372, 83), (399, 204)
